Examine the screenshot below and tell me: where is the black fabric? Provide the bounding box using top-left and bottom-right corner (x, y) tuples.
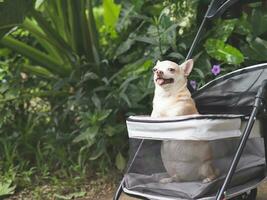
(193, 64), (267, 115)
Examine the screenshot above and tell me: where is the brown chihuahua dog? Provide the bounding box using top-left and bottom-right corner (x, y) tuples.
(151, 59), (218, 183)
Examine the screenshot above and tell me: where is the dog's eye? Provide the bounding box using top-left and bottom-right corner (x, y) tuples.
(168, 68), (175, 72)
(152, 68), (157, 73)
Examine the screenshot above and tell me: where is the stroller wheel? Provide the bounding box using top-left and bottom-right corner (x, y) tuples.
(230, 188), (257, 200)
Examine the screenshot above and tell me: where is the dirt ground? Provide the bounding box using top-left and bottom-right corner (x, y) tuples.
(258, 181), (267, 200)
(6, 179), (267, 199)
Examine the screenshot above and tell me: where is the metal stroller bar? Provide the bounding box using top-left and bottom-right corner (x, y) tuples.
(113, 140), (145, 200)
(185, 0), (215, 60)
(206, 0), (239, 19)
(216, 80), (267, 200)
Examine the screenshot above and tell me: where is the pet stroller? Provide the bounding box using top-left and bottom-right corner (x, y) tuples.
(114, 0), (267, 199)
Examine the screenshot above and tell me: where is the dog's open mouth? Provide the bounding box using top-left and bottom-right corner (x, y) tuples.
(156, 78), (174, 85)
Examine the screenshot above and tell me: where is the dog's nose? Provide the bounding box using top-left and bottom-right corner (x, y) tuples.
(156, 70), (163, 75)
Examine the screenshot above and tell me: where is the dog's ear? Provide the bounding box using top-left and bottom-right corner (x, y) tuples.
(156, 60), (161, 65)
(180, 59), (194, 77)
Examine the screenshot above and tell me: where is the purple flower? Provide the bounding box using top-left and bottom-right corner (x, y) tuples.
(190, 80), (197, 90)
(211, 64), (221, 76)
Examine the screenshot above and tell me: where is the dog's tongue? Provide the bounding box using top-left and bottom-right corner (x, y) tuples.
(157, 79), (165, 85)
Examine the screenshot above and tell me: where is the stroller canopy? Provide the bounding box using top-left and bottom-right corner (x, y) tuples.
(193, 63), (267, 115)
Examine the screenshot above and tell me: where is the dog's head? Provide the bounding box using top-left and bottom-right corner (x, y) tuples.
(153, 59), (194, 89)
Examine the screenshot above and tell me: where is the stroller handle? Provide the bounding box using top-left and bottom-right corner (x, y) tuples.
(185, 0), (240, 60)
(207, 0), (239, 19)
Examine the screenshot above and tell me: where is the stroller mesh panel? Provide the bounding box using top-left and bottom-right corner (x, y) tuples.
(125, 138), (265, 199)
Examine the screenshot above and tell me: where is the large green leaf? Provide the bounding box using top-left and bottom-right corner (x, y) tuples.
(0, 36), (69, 76)
(0, 179), (15, 196)
(21, 64), (56, 79)
(204, 39), (244, 65)
(116, 1), (138, 32)
(29, 10), (74, 61)
(0, 0), (34, 38)
(73, 126), (99, 144)
(115, 152), (126, 171)
(250, 8), (267, 37)
(103, 0), (121, 36)
(22, 18), (65, 63)
(89, 139), (106, 161)
(241, 37), (267, 62)
(211, 19), (237, 42)
(115, 33), (136, 57)
(234, 13), (252, 36)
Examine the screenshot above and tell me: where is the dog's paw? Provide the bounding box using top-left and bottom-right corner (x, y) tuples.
(159, 177), (173, 184)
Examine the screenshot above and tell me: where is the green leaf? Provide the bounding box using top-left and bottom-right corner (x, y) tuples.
(120, 92), (131, 107)
(35, 0), (45, 9)
(0, 36), (69, 76)
(91, 93), (101, 110)
(83, 72), (98, 81)
(0, 84), (9, 94)
(0, 48), (11, 57)
(4, 90), (18, 101)
(116, 2), (135, 32)
(22, 18), (65, 63)
(193, 68), (205, 79)
(194, 52), (212, 72)
(135, 35), (157, 45)
(167, 52), (184, 60)
(29, 10), (75, 64)
(115, 33), (136, 57)
(250, 8), (267, 37)
(104, 125), (124, 137)
(241, 37), (267, 62)
(103, 0), (121, 36)
(97, 109), (112, 121)
(73, 126), (99, 144)
(115, 152), (126, 171)
(211, 19), (237, 42)
(0, 179), (16, 196)
(67, 1), (83, 54)
(22, 64), (56, 79)
(0, 0), (34, 38)
(89, 139), (105, 161)
(204, 39), (244, 65)
(234, 13), (252, 36)
(87, 0), (100, 65)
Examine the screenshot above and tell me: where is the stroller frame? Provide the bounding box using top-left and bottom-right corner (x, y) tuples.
(114, 1), (267, 200)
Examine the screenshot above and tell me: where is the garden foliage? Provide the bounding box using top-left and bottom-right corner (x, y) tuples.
(0, 0), (267, 194)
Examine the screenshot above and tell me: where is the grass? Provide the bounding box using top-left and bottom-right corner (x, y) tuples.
(3, 171), (120, 200)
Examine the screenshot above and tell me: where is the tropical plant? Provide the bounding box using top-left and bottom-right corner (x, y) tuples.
(0, 169), (16, 197)
(0, 0), (155, 180)
(0, 0), (124, 177)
